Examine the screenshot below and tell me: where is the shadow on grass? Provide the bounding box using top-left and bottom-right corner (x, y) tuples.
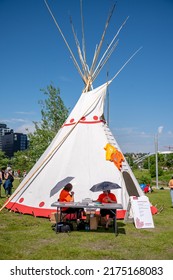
(51, 221), (126, 236)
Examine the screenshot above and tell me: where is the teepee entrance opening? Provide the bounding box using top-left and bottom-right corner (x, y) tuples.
(123, 171), (140, 197)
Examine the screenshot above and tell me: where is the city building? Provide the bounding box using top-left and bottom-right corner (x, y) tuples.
(2, 132), (28, 158)
(0, 123), (13, 150)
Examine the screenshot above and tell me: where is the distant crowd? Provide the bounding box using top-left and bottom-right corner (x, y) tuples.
(0, 167), (27, 198)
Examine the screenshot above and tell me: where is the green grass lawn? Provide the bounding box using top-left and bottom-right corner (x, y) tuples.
(0, 181), (173, 260)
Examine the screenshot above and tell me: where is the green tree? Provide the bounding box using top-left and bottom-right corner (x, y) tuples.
(11, 150), (32, 174)
(0, 150), (9, 169)
(27, 84), (69, 166)
(164, 153), (173, 168)
(124, 153), (134, 167)
(149, 163), (163, 178)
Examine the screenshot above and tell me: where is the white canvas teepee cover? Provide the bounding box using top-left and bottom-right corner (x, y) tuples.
(5, 82), (145, 219)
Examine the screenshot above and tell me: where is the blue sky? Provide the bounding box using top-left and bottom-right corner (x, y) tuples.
(0, 0), (173, 153)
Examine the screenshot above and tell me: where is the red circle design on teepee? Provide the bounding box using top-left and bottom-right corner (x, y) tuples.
(19, 198), (24, 203)
(93, 116), (98, 120)
(70, 118), (75, 123)
(81, 117), (86, 121)
(39, 202), (45, 207)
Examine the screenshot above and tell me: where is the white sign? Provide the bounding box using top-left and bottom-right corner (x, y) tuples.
(129, 196), (154, 229)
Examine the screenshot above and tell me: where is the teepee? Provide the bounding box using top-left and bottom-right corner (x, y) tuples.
(1, 1), (149, 219)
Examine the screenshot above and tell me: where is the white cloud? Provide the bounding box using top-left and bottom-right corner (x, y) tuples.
(15, 123), (36, 134)
(158, 126), (163, 134)
(0, 118), (36, 134)
(15, 111), (36, 115)
(0, 118), (28, 124)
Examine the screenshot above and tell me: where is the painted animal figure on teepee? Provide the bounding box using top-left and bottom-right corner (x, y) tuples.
(1, 1), (156, 219)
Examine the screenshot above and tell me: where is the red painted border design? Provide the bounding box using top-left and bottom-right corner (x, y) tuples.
(62, 120), (105, 127)
(5, 201), (126, 219)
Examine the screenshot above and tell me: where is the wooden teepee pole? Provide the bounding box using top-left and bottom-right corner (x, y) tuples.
(44, 0), (86, 84)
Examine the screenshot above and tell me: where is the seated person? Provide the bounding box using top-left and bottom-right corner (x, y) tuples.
(58, 183), (83, 220)
(96, 190), (117, 229)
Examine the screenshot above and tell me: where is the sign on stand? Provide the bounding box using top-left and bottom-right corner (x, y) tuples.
(124, 196), (154, 229)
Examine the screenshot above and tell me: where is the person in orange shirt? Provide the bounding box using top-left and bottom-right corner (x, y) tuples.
(59, 183), (83, 219)
(96, 190), (117, 229)
(59, 183), (74, 204)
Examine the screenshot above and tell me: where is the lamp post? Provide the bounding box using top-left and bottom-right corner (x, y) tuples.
(155, 126), (163, 189)
(155, 134), (159, 189)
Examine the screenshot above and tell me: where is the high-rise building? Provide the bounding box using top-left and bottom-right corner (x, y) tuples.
(0, 123), (13, 150)
(2, 132), (28, 158)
